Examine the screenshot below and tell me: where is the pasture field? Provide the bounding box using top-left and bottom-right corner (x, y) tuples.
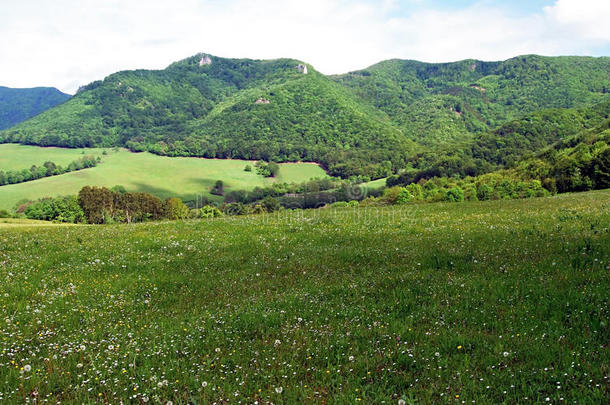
(0, 190), (608, 403)
(0, 144), (328, 210)
(0, 144), (106, 171)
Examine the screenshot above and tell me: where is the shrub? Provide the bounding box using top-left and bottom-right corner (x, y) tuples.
(445, 187), (465, 202)
(163, 198), (189, 220)
(261, 196), (280, 212)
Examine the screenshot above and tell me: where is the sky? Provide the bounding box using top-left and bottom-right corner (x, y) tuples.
(1, 0), (609, 94)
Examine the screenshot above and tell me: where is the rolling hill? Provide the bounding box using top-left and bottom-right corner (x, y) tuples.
(0, 86), (70, 129)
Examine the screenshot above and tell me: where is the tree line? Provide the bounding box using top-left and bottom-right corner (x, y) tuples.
(0, 156), (99, 186)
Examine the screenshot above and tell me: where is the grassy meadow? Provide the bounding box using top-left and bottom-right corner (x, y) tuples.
(0, 144), (328, 209)
(0, 190), (608, 403)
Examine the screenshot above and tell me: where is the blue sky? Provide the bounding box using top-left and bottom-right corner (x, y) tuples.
(391, 0), (556, 15)
(1, 0), (608, 93)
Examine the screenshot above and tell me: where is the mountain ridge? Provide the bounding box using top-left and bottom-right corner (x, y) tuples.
(1, 53), (608, 178)
(0, 86), (71, 130)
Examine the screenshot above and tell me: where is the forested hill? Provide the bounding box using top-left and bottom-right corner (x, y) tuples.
(0, 86), (70, 130)
(1, 54), (609, 178)
(333, 55), (610, 144)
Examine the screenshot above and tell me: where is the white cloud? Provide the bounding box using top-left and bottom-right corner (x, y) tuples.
(544, 0), (610, 40)
(0, 0), (607, 94)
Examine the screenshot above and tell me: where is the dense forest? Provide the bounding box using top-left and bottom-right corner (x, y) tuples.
(1, 54), (609, 179)
(0, 86), (70, 130)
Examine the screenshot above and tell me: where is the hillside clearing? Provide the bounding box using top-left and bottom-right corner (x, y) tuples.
(0, 145), (328, 209)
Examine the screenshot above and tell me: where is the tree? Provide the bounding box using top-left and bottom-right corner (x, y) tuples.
(212, 180), (224, 196)
(163, 198), (189, 220)
(445, 187), (465, 202)
(261, 196), (280, 212)
(268, 162), (280, 177)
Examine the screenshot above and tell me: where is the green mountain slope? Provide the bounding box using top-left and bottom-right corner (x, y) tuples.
(512, 118), (610, 192)
(0, 86), (71, 130)
(387, 99), (610, 185)
(334, 55), (610, 143)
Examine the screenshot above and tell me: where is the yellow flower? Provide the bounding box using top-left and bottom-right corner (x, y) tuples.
(457, 345), (463, 350)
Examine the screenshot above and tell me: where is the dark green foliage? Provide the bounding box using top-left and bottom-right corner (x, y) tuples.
(255, 161), (279, 177)
(211, 180), (224, 196)
(388, 99), (610, 184)
(445, 187), (465, 202)
(0, 86), (70, 130)
(0, 155), (98, 186)
(24, 195), (85, 223)
(513, 122), (610, 192)
(260, 196), (280, 212)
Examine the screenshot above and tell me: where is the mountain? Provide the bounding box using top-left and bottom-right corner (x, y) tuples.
(333, 55), (610, 144)
(0, 86), (71, 130)
(1, 54), (609, 178)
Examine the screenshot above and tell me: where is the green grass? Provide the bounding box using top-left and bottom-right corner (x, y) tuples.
(0, 190), (608, 403)
(362, 177), (387, 190)
(0, 144), (106, 171)
(0, 144), (328, 209)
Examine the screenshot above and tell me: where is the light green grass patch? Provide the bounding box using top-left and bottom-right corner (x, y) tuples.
(0, 144), (106, 171)
(0, 145), (328, 209)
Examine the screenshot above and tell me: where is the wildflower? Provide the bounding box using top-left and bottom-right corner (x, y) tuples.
(108, 345), (114, 351)
(398, 400), (406, 405)
(275, 386), (283, 394)
(23, 365), (32, 372)
(157, 382), (163, 388)
(274, 339), (281, 347)
(349, 355), (354, 361)
(457, 345), (463, 350)
(503, 351), (510, 357)
(76, 363), (83, 368)
(215, 347), (220, 353)
(202, 381), (208, 388)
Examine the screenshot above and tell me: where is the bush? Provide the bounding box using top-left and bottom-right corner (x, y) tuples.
(200, 205), (223, 218)
(445, 187), (465, 202)
(163, 198), (189, 220)
(25, 196), (85, 223)
(330, 201), (349, 208)
(211, 180), (224, 196)
(261, 196), (280, 212)
(396, 188), (412, 204)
